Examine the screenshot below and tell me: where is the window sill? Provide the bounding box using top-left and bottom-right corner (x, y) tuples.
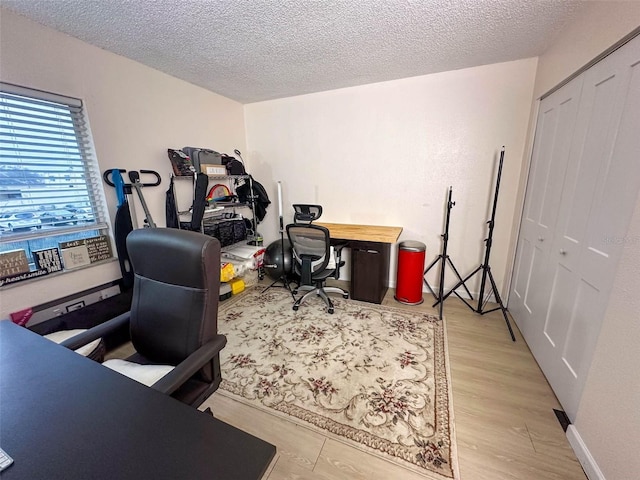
(0, 257), (119, 290)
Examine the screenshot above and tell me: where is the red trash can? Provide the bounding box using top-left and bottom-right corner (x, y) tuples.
(394, 241), (426, 305)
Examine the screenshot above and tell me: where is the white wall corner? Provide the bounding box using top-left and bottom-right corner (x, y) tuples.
(566, 425), (605, 480)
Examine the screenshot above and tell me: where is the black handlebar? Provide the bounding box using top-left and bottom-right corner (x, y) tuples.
(103, 169), (162, 187)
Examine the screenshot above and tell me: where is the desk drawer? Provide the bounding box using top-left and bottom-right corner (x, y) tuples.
(350, 241), (390, 304)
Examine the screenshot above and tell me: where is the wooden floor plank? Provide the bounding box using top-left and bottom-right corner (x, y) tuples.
(313, 439), (435, 480)
(203, 394), (326, 471)
(267, 456), (334, 480)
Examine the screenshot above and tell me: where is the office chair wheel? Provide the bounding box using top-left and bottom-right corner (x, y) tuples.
(293, 305), (299, 311)
(342, 293), (349, 299)
(328, 307), (334, 314)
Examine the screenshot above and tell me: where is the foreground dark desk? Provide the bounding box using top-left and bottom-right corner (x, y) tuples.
(316, 222), (403, 304)
(0, 321), (275, 480)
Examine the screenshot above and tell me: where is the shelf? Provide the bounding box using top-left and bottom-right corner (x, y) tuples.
(170, 165), (259, 268)
(172, 173), (250, 181)
(214, 202), (250, 208)
(208, 174), (250, 180)
(177, 203), (250, 217)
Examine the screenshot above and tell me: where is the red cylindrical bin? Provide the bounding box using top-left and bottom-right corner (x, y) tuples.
(395, 240), (426, 305)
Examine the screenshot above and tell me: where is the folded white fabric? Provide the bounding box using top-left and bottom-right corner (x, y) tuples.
(44, 329), (101, 357)
(327, 246), (337, 269)
(102, 359), (175, 387)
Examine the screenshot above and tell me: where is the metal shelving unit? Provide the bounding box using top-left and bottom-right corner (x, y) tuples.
(171, 172), (263, 250)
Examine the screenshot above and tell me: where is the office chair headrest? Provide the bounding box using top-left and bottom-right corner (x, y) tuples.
(293, 204), (322, 223)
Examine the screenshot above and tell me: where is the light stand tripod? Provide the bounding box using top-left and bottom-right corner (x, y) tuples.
(439, 147), (516, 341)
(262, 182), (296, 299)
(424, 186), (473, 320)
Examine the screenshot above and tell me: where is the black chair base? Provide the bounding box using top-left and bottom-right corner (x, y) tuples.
(293, 284), (349, 314)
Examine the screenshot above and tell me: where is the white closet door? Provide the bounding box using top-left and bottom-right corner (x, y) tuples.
(509, 77), (583, 341)
(510, 35), (640, 421)
(537, 35), (640, 421)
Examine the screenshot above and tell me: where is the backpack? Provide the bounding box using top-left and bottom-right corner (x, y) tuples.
(236, 176), (271, 223)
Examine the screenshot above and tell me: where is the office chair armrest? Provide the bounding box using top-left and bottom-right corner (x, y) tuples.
(60, 312), (131, 350)
(150, 335), (228, 395)
(332, 242), (348, 280)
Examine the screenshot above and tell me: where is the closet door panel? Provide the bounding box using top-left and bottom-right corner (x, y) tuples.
(562, 279), (600, 379)
(512, 237), (532, 301)
(583, 58), (640, 282)
(543, 263), (576, 347)
(510, 76), (583, 337)
(562, 74), (619, 247)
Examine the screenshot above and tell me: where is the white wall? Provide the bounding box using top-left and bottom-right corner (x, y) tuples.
(244, 58), (537, 294)
(533, 1), (640, 100)
(0, 9), (246, 318)
(512, 3), (640, 479)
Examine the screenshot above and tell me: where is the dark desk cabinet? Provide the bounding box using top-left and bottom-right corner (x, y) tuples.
(319, 222), (401, 305)
(350, 240), (391, 304)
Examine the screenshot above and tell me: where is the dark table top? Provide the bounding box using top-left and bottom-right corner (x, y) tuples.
(0, 320), (275, 480)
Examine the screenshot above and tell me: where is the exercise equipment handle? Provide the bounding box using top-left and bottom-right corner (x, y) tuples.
(134, 169), (162, 186)
(103, 169), (127, 187)
(104, 169), (162, 187)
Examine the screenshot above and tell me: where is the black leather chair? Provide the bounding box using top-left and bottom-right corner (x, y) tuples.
(286, 223), (349, 314)
(61, 228), (227, 408)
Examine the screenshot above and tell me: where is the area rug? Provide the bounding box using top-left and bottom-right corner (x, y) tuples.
(217, 286), (458, 479)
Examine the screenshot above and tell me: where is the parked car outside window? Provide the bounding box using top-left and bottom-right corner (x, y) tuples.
(38, 210), (77, 227)
(0, 213), (41, 232)
(74, 207), (95, 223)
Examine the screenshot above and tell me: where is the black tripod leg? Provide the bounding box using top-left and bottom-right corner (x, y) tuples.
(286, 280), (296, 300)
(262, 225), (296, 300)
(423, 255), (440, 275)
(485, 269), (516, 342)
(262, 275), (297, 300)
(424, 279), (437, 298)
(435, 265), (481, 307)
(438, 276), (444, 321)
(446, 257), (474, 300)
(423, 255), (442, 299)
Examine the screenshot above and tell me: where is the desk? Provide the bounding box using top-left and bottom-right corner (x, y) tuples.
(316, 223), (402, 304)
(0, 321), (275, 480)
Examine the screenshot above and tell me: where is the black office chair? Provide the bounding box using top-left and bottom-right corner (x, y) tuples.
(286, 223), (349, 314)
(61, 228), (227, 408)
(292, 204), (323, 224)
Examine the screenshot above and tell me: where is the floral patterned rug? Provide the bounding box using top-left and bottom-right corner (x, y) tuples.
(217, 286), (458, 479)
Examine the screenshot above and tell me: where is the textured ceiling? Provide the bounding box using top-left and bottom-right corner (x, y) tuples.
(2, 0), (587, 104)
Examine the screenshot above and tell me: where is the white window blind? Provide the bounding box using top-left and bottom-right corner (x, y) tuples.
(0, 83), (108, 242)
(0, 82), (110, 283)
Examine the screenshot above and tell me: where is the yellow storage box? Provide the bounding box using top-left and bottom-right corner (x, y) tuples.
(229, 278), (245, 295)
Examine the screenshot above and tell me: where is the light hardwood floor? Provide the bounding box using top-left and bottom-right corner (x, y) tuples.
(106, 280), (586, 479)
(202, 280), (587, 480)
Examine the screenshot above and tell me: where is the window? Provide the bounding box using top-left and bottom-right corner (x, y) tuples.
(0, 83), (110, 279)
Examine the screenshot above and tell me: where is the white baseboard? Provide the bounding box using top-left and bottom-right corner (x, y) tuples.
(566, 425), (605, 480)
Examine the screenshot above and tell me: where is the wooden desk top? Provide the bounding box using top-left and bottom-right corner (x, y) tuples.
(316, 222), (403, 244)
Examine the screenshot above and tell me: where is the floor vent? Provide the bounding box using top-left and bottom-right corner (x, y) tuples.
(553, 409), (571, 432)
